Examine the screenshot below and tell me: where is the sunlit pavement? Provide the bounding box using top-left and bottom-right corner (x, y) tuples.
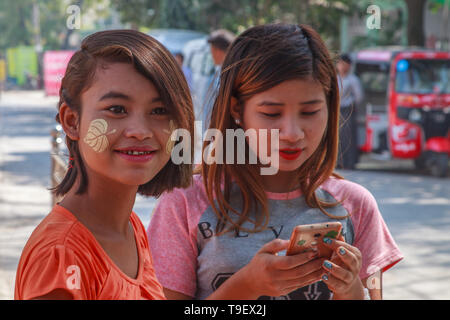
(340, 159), (450, 299)
(1, 91), (449, 299)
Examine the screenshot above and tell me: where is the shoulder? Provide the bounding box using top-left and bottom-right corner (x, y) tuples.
(320, 176), (379, 216)
(321, 176), (375, 201)
(161, 173), (205, 198)
(154, 174), (209, 214)
(20, 205), (84, 254)
(18, 205), (105, 272)
(149, 174), (210, 231)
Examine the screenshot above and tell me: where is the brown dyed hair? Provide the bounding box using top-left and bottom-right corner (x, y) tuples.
(201, 23), (345, 234)
(54, 29), (194, 198)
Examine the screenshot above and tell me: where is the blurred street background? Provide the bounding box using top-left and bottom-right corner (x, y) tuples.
(1, 0), (450, 300)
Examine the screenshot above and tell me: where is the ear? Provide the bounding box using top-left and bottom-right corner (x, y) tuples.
(229, 96), (241, 123)
(59, 103), (80, 141)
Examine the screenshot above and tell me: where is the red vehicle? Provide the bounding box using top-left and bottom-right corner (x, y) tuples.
(354, 47), (450, 177)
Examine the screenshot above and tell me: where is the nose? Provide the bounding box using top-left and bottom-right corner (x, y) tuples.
(123, 116), (154, 141)
(279, 116), (305, 143)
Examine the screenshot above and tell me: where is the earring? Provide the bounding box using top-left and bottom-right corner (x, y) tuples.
(68, 157), (74, 170)
(235, 118), (240, 125)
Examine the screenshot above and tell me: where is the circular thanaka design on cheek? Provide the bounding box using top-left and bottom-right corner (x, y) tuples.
(83, 119), (117, 153)
(163, 120), (177, 155)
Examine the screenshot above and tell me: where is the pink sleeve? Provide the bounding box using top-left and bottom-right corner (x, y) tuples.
(346, 184), (403, 279)
(147, 177), (208, 297)
(323, 179), (404, 280)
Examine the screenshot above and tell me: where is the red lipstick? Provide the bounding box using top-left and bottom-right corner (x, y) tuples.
(279, 148), (302, 160)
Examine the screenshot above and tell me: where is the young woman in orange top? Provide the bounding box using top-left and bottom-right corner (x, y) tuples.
(15, 29), (194, 300)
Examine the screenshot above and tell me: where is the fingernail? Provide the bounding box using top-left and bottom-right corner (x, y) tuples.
(339, 247), (346, 255)
(322, 274), (329, 281)
(323, 237), (333, 245)
(323, 260), (332, 270)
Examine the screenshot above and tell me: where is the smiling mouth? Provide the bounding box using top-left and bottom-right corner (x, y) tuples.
(114, 147), (157, 162)
(116, 150), (155, 156)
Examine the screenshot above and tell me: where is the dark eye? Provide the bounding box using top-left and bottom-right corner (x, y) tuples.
(107, 105), (126, 114)
(151, 107), (169, 115)
(261, 112), (280, 118)
(302, 110), (320, 116)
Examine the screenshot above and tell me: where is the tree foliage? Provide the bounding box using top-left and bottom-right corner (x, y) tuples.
(0, 0), (432, 52)
(110, 0), (361, 49)
(0, 0), (34, 50)
(0, 0), (108, 51)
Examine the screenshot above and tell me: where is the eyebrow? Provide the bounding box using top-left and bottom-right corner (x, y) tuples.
(98, 91), (162, 103)
(257, 99), (325, 106)
(98, 91), (130, 101)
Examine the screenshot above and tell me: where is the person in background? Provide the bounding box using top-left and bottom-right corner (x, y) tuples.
(208, 29), (235, 68)
(202, 29), (235, 131)
(336, 53), (363, 170)
(175, 52), (193, 90)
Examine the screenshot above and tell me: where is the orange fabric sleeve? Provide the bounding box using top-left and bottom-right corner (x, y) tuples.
(15, 244), (95, 300)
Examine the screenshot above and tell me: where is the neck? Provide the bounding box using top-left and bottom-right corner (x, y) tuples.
(259, 170), (300, 193)
(59, 172), (138, 237)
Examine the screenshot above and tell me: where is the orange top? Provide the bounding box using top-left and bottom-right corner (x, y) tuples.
(15, 205), (166, 300)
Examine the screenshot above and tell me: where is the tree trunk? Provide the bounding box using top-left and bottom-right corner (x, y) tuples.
(405, 0), (427, 46)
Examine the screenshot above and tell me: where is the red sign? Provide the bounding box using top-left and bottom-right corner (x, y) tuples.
(43, 51), (75, 96)
(356, 50), (392, 62)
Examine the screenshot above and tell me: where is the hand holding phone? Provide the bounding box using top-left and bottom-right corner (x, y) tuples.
(286, 222), (344, 259)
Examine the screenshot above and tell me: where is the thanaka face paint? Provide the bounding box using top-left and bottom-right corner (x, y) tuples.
(83, 119), (117, 153)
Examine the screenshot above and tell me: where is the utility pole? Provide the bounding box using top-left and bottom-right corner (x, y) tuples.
(32, 0), (42, 89)
(32, 0), (42, 53)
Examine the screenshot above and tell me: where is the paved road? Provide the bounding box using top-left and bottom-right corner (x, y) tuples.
(344, 160), (450, 299)
(0, 91), (449, 299)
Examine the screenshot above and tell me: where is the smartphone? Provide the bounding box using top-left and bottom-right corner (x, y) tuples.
(286, 222), (343, 258)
